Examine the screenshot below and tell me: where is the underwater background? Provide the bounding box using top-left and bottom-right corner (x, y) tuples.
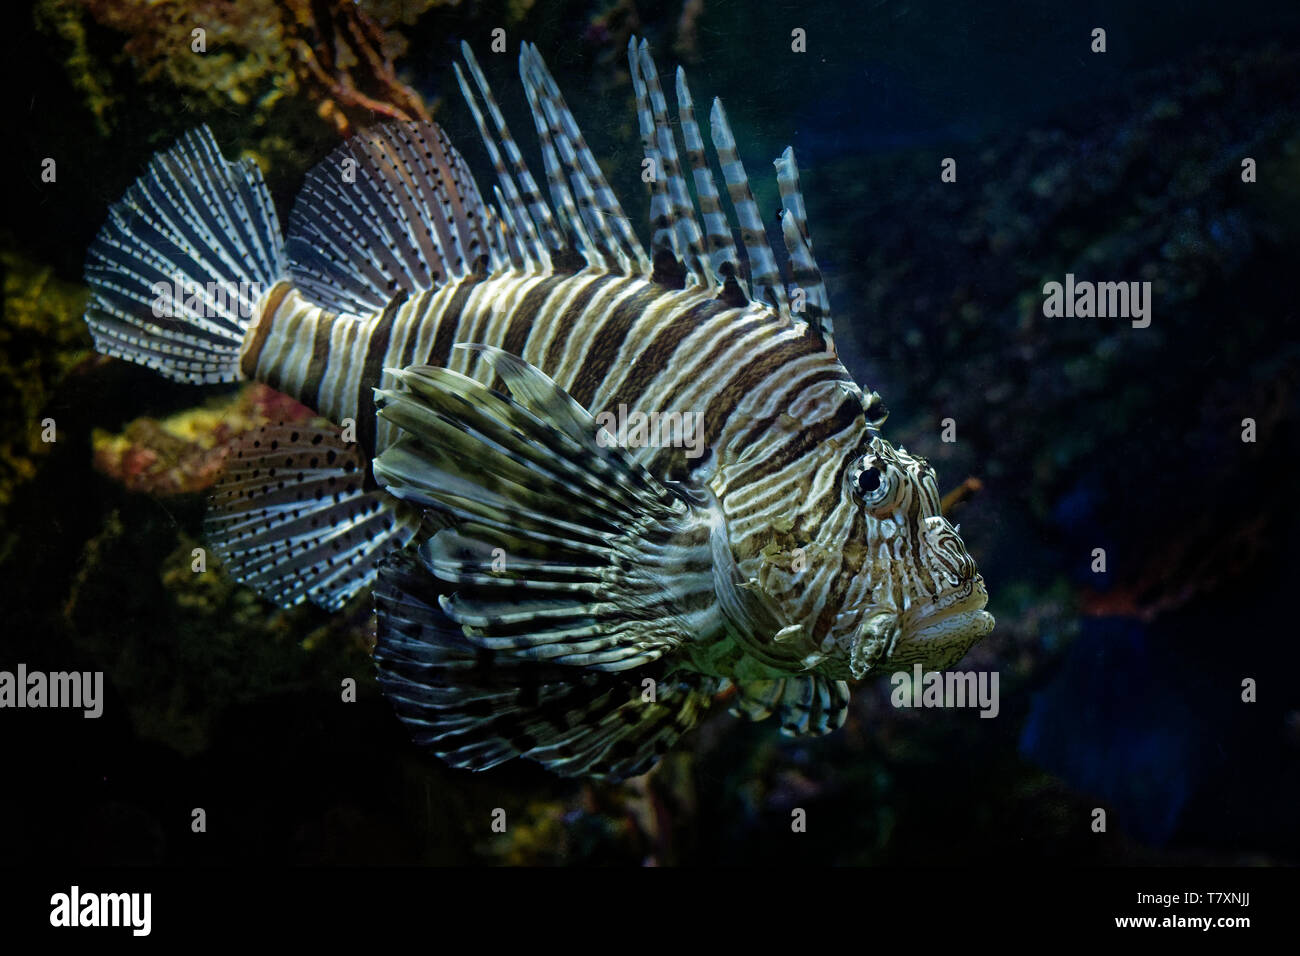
(3, 0), (1298, 865)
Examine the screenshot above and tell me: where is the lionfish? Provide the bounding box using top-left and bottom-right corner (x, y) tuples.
(83, 39), (994, 779)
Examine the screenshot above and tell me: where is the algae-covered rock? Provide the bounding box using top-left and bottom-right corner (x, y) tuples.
(61, 507), (374, 756)
(92, 383), (317, 495)
(33, 0), (435, 191)
(0, 250), (92, 511)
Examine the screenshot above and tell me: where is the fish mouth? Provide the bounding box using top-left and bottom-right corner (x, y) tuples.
(844, 579), (994, 677)
(909, 580), (994, 643)
(889, 577), (994, 669)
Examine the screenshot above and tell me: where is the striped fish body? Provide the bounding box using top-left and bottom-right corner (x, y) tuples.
(244, 270), (869, 663)
(83, 39), (993, 779)
(246, 271), (854, 490)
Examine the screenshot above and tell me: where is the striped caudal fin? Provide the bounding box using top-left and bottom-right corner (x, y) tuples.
(84, 126), (287, 383)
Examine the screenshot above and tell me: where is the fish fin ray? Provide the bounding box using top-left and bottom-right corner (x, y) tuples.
(630, 40), (712, 290)
(515, 45), (602, 267)
(732, 675), (850, 736)
(710, 97), (789, 315)
(371, 348), (725, 672)
(287, 121), (493, 314)
(84, 126), (287, 384)
(674, 66), (749, 297)
(374, 550), (720, 779)
(456, 43), (571, 268)
(519, 43), (649, 274)
(775, 147), (834, 349)
(204, 421), (419, 610)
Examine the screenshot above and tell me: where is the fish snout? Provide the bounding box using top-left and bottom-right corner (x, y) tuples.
(889, 516), (994, 670)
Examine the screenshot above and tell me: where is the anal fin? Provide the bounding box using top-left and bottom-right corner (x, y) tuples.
(205, 421), (419, 611)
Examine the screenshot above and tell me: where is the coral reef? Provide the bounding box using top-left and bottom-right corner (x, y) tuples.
(92, 384), (317, 496)
(34, 0), (436, 188)
(284, 0), (433, 132)
(76, 0), (298, 114)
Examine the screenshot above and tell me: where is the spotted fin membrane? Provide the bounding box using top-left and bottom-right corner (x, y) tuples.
(205, 422), (419, 612)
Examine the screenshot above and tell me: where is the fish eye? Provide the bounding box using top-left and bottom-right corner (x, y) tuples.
(852, 462), (890, 506)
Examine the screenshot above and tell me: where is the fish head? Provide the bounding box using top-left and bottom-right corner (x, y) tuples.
(729, 378), (992, 681)
(826, 435), (994, 679)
